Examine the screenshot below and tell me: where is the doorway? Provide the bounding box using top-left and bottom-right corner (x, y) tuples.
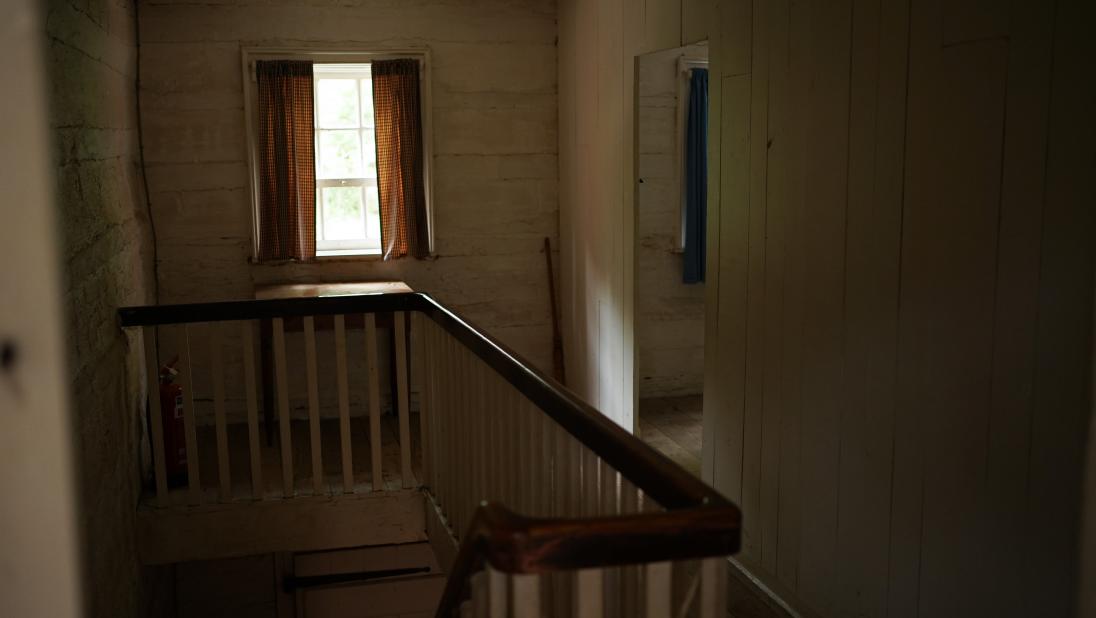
(633, 42), (709, 477)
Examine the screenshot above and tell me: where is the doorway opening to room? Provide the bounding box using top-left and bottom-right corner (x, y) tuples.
(633, 42), (709, 477)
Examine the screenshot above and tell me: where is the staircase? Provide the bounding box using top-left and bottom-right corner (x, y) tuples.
(119, 292), (741, 616)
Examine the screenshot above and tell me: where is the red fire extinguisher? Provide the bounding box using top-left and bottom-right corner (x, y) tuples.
(159, 358), (188, 487)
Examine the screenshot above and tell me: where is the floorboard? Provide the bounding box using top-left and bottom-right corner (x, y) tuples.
(638, 395), (703, 477)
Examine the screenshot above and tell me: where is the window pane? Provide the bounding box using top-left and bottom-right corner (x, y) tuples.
(321, 186), (366, 240)
(361, 128), (377, 178)
(365, 186), (380, 239)
(317, 79), (359, 129)
(319, 130), (363, 178)
(360, 78), (375, 128)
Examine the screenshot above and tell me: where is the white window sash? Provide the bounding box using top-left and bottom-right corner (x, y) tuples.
(313, 66), (380, 254)
(315, 178), (381, 252)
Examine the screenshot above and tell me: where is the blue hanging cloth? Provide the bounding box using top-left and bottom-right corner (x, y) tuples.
(682, 68), (708, 284)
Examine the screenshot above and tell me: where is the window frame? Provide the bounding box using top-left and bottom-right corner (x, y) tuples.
(241, 47), (435, 261)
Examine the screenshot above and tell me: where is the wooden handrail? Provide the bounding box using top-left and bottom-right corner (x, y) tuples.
(117, 291), (420, 327)
(436, 502), (740, 613)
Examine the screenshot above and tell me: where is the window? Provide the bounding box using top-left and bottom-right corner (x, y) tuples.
(675, 56), (709, 254)
(314, 64), (381, 255)
(677, 56), (708, 283)
(243, 50), (434, 261)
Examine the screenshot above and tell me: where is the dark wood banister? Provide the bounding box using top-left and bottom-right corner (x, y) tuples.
(118, 292), (742, 612)
(436, 502), (740, 613)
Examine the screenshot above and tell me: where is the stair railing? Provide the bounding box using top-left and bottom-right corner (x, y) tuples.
(119, 293), (426, 506)
(119, 292), (741, 615)
(414, 295), (740, 616)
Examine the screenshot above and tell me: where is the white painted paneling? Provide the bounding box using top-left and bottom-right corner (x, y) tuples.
(703, 0), (1096, 616)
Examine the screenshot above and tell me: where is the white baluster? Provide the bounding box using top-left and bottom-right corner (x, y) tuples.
(458, 347), (474, 527)
(272, 317), (293, 498)
(520, 397), (534, 514)
(645, 562), (672, 618)
(440, 332), (455, 521)
(395, 311), (414, 488)
(303, 316), (324, 495)
(333, 315), (354, 493)
(365, 313), (383, 491)
(539, 411), (552, 514)
(601, 463), (620, 616)
(486, 371), (501, 503)
(208, 322), (231, 502)
(575, 569), (603, 618)
(487, 566), (507, 618)
(620, 479), (641, 616)
(176, 325), (202, 505)
(241, 321), (263, 500)
(700, 557), (728, 618)
(415, 313), (432, 490)
(471, 570), (488, 618)
(513, 574), (541, 618)
(472, 358), (487, 510)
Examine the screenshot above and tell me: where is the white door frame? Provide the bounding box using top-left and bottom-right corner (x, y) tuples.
(0, 2), (84, 616)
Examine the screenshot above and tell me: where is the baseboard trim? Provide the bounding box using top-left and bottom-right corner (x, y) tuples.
(725, 556), (819, 618)
(423, 491), (459, 573)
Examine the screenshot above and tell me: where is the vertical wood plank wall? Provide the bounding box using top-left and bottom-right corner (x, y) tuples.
(702, 0), (1096, 616)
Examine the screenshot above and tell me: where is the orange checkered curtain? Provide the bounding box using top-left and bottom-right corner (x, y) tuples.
(256, 60), (316, 261)
(371, 59), (429, 260)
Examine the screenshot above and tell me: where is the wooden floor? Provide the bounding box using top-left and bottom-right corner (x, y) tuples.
(149, 412), (423, 506)
(638, 395), (703, 477)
